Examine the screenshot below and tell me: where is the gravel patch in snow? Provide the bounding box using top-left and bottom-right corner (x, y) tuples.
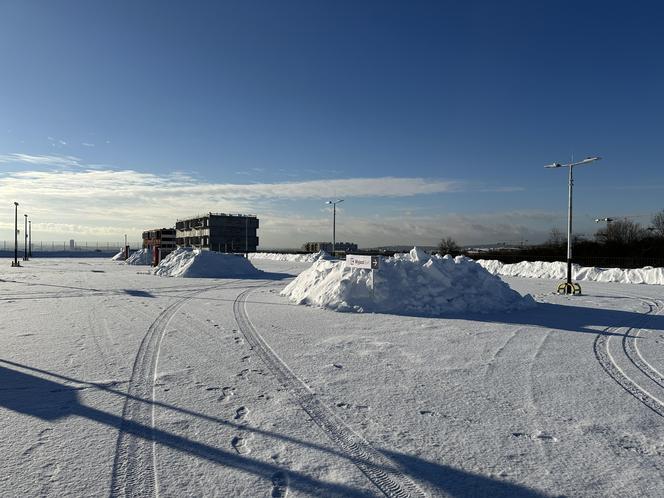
(282, 247), (535, 315)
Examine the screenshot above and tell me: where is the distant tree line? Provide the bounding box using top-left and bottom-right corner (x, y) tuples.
(438, 210), (664, 268)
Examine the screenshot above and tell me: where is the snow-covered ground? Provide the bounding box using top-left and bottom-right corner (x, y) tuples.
(2, 258), (664, 497)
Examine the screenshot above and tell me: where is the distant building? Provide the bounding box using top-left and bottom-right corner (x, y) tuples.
(142, 228), (177, 256)
(176, 213), (259, 252)
(302, 241), (358, 253)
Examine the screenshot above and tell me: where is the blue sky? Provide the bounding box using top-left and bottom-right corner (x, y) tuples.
(1, 1), (663, 248)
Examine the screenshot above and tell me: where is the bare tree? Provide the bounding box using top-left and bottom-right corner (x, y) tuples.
(651, 210), (664, 237)
(546, 227), (565, 247)
(438, 236), (460, 255)
(595, 219), (643, 245)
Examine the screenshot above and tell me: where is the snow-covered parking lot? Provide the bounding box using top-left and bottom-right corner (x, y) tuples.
(1, 258), (663, 497)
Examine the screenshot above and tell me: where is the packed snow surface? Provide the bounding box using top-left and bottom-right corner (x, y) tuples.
(282, 247), (535, 315)
(249, 250), (331, 263)
(3, 257), (664, 497)
(123, 248), (151, 265)
(478, 259), (664, 285)
(111, 250), (125, 261)
(152, 247), (262, 278)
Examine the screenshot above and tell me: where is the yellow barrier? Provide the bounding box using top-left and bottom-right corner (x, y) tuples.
(557, 282), (582, 295)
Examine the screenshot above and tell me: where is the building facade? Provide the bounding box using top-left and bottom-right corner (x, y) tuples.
(176, 213), (259, 252)
(142, 228), (177, 251)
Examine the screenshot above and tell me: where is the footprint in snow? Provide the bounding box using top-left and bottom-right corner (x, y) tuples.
(231, 436), (250, 455)
(235, 406), (249, 420)
(271, 471), (289, 498)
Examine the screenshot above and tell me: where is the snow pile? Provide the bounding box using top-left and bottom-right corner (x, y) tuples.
(281, 247), (535, 315)
(249, 251), (331, 263)
(111, 250), (125, 261)
(123, 248), (151, 265)
(477, 260), (664, 285)
(152, 247), (262, 278)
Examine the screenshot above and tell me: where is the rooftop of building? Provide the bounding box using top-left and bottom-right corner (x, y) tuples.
(176, 212), (257, 222)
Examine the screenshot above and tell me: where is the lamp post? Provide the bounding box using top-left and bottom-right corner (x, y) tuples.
(28, 220), (32, 257)
(244, 216), (248, 257)
(545, 156), (601, 294)
(12, 202), (20, 267)
(594, 217), (614, 226)
(325, 199), (344, 255)
(23, 214), (29, 261)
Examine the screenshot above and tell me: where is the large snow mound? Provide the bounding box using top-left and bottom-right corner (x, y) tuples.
(124, 248), (151, 265)
(281, 247), (535, 315)
(249, 251), (331, 263)
(477, 260), (664, 285)
(153, 248), (262, 278)
(111, 250), (125, 261)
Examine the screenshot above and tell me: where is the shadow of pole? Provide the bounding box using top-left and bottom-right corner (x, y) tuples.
(1, 361), (553, 497)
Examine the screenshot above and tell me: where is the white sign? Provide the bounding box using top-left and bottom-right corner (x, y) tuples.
(346, 255), (380, 270)
(346, 254), (372, 269)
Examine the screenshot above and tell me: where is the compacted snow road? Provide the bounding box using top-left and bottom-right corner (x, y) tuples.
(1, 258), (664, 497)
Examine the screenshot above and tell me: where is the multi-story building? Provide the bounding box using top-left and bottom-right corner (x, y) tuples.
(175, 213), (259, 252)
(142, 228), (177, 262)
(302, 241), (358, 253)
(142, 228), (177, 250)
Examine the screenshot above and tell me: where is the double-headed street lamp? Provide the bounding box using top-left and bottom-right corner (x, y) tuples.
(545, 156), (601, 294)
(23, 214), (29, 261)
(325, 199), (344, 254)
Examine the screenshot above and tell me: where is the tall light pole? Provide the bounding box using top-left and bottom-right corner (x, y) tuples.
(12, 202), (20, 267)
(545, 156), (601, 294)
(23, 214), (29, 261)
(325, 199), (344, 254)
(244, 216), (248, 257)
(28, 220), (32, 257)
(594, 217), (614, 226)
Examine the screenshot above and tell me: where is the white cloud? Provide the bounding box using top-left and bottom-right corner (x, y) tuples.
(0, 153), (83, 168)
(0, 160), (530, 246)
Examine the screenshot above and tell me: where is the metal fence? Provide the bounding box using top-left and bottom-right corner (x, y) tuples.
(0, 241), (142, 252)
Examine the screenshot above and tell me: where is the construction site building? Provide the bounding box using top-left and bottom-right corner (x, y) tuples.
(142, 228), (177, 252)
(175, 213), (259, 252)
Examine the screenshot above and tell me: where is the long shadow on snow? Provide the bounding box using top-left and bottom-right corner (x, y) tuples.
(472, 301), (664, 336)
(384, 449), (549, 498)
(0, 362), (551, 497)
(349, 299), (664, 336)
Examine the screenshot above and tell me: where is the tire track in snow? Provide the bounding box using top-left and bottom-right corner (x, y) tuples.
(233, 288), (426, 498)
(109, 282), (237, 498)
(623, 299), (664, 391)
(593, 296), (664, 418)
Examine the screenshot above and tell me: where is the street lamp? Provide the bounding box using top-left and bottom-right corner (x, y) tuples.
(545, 156), (601, 294)
(23, 214), (29, 261)
(325, 199), (344, 255)
(11, 202), (20, 267)
(594, 217), (614, 224)
(28, 220), (32, 258)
